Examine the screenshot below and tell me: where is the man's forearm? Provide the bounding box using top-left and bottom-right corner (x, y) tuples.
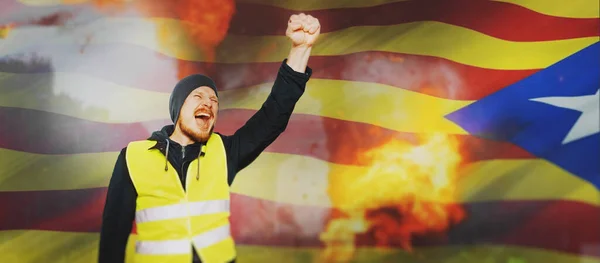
(225, 59), (311, 173)
(225, 13), (318, 175)
(286, 45), (312, 73)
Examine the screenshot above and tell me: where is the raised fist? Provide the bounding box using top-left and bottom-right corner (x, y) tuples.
(286, 13), (320, 47)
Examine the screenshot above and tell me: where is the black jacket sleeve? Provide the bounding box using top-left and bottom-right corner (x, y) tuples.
(221, 59), (312, 184)
(98, 147), (137, 263)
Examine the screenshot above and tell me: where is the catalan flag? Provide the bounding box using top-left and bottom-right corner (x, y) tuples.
(0, 0), (599, 262)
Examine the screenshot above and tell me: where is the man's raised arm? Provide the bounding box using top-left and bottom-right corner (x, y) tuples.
(219, 13), (320, 182)
(285, 13), (321, 73)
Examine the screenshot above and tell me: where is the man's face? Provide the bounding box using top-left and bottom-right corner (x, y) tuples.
(176, 86), (219, 143)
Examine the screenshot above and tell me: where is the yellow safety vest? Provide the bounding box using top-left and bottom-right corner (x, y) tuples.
(125, 133), (236, 263)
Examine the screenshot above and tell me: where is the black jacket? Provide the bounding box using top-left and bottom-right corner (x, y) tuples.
(98, 60), (311, 263)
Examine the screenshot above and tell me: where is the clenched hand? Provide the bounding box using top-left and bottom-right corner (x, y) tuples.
(286, 13), (320, 48)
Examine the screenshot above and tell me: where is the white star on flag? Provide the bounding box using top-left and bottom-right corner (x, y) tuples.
(530, 89), (600, 144)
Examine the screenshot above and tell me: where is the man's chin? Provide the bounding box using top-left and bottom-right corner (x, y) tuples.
(192, 129), (211, 142)
(181, 124), (214, 143)
(185, 133), (206, 143)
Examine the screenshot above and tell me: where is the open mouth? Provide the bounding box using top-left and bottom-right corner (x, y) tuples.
(195, 112), (211, 121)
(194, 112), (212, 129)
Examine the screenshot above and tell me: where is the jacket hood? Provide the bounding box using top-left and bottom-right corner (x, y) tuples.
(148, 124), (205, 147)
(148, 124), (175, 142)
(146, 124), (203, 174)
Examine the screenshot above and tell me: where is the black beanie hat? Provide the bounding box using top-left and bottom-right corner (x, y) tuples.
(169, 74), (219, 124)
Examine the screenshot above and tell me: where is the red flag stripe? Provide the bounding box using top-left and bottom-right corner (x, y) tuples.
(0, 107), (534, 164)
(0, 45), (537, 100)
(4, 0), (598, 42)
(226, 0), (600, 41)
(0, 188), (597, 257)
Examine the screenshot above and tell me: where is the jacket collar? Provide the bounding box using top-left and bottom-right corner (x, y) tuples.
(146, 124), (203, 153)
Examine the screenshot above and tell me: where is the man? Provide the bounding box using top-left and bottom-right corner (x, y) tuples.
(98, 13), (320, 263)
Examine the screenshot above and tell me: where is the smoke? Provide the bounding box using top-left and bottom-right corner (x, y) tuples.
(75, 0), (236, 79)
(273, 154), (331, 236)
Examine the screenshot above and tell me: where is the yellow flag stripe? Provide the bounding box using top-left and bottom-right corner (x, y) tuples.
(235, 0), (599, 19)
(242, 245), (599, 263)
(240, 245), (600, 263)
(17, 0), (89, 5)
(492, 0), (600, 18)
(0, 73), (471, 134)
(2, 148), (598, 206)
(0, 148), (118, 192)
(0, 230), (100, 263)
(231, 152), (600, 207)
(0, 72), (169, 123)
(220, 79), (471, 134)
(210, 21), (598, 70)
(230, 0), (408, 11)
(2, 18), (596, 70)
(1, 229), (598, 263)
(20, 0), (401, 7)
(17, 0), (599, 19)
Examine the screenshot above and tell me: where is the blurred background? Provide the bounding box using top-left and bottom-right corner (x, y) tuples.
(0, 0), (599, 262)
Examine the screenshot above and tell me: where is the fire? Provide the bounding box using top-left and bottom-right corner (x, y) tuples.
(83, 0), (236, 79)
(0, 23), (15, 39)
(88, 0), (128, 8)
(64, 0), (129, 13)
(175, 0), (235, 53)
(320, 133), (466, 262)
(172, 0), (235, 79)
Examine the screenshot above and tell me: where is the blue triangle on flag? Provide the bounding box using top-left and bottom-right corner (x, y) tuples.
(446, 42), (600, 189)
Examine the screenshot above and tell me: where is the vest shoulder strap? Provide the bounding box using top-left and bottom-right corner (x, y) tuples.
(124, 134), (227, 183)
(126, 140), (156, 153)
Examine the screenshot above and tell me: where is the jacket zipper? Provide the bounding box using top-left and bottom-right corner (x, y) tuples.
(184, 156), (193, 257)
(180, 146), (187, 186)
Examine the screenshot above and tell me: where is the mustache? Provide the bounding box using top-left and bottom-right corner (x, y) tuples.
(194, 108), (213, 117)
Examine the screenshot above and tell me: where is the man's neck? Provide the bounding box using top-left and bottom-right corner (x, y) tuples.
(169, 128), (195, 146)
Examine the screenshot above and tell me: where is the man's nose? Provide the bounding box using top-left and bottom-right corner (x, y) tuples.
(201, 99), (211, 108)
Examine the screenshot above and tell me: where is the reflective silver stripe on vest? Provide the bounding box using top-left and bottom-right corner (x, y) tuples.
(136, 224), (231, 255)
(135, 199), (229, 223)
(136, 239), (190, 255)
(192, 224), (230, 248)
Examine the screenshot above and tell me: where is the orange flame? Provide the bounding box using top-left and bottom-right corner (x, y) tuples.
(0, 23), (15, 39)
(172, 0), (235, 78)
(83, 0), (235, 79)
(64, 0), (129, 13)
(88, 0), (127, 8)
(320, 133), (466, 262)
(175, 0), (235, 53)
